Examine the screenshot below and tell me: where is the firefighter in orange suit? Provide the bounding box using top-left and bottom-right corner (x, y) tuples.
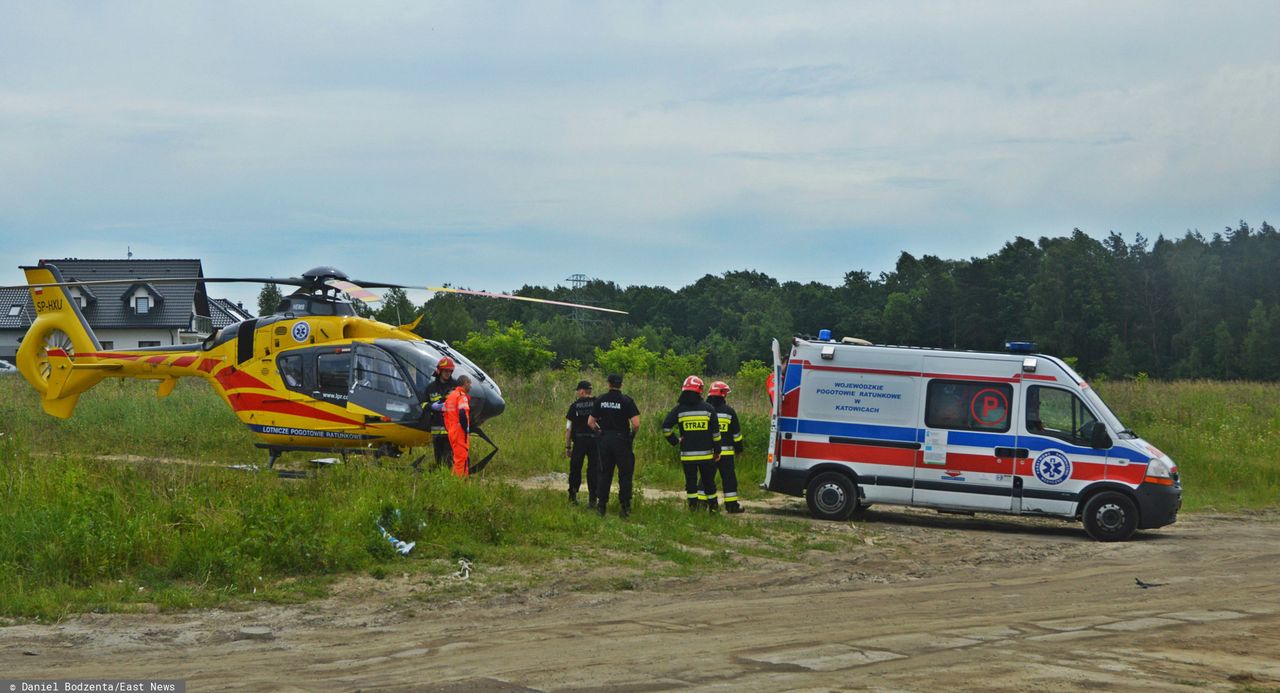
(424, 357), (458, 469)
(443, 375), (473, 477)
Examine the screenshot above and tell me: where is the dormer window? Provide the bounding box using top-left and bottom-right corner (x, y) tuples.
(7, 305), (20, 317)
(123, 282), (163, 316)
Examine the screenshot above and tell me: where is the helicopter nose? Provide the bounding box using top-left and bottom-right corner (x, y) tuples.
(469, 381), (506, 426)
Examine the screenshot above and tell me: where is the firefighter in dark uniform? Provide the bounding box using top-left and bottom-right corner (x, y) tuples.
(707, 380), (745, 513)
(423, 356), (457, 469)
(662, 375), (721, 512)
(564, 379), (600, 507)
(588, 373), (640, 518)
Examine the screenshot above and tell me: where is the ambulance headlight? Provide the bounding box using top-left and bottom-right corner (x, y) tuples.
(1143, 457), (1177, 485)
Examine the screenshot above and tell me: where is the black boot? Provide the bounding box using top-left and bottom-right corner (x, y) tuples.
(688, 498), (701, 511)
(587, 496), (598, 510)
(597, 501), (607, 517)
(725, 500), (744, 514)
(569, 491), (579, 505)
(619, 503), (630, 519)
(707, 498), (720, 514)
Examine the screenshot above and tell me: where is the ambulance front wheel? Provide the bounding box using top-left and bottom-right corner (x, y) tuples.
(1082, 491), (1139, 542)
(806, 471), (860, 521)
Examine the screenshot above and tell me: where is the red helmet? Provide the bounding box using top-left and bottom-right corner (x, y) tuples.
(709, 381), (731, 396)
(436, 356), (456, 373)
(681, 375), (704, 393)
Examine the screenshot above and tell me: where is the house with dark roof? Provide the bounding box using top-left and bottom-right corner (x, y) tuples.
(1, 259), (246, 361)
(210, 297), (255, 330)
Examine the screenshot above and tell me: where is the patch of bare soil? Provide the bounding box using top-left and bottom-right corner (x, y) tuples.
(3, 500), (1279, 692)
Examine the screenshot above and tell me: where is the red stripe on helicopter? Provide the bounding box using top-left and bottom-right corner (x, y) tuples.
(147, 355), (168, 365)
(198, 358), (218, 373)
(228, 392), (359, 425)
(172, 355), (199, 368)
(213, 367), (271, 391)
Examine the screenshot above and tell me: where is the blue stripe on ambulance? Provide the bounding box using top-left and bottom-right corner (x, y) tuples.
(778, 417), (920, 444)
(947, 430), (1149, 463)
(781, 418), (1150, 465)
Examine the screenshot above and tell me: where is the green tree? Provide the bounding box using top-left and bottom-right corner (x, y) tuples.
(882, 292), (916, 344)
(458, 321), (555, 376)
(257, 283), (283, 317)
(655, 348), (706, 386)
(423, 294), (474, 343)
(735, 359), (772, 395)
(593, 337), (659, 377)
(1103, 335), (1134, 379)
(1211, 320), (1237, 379)
(1241, 300), (1276, 380)
(375, 288), (417, 326)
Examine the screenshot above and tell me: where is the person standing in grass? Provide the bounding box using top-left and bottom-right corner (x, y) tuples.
(425, 357), (458, 470)
(564, 379), (600, 507)
(662, 375), (721, 512)
(707, 380), (745, 513)
(444, 375), (473, 477)
(588, 373), (640, 518)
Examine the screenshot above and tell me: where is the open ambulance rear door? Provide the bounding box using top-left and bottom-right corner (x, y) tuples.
(763, 338), (784, 489)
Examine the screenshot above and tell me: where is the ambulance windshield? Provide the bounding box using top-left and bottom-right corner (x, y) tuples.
(1056, 360), (1134, 439)
(1080, 387), (1135, 439)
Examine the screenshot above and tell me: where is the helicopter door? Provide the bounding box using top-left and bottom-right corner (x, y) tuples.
(315, 349), (353, 405)
(349, 344), (421, 423)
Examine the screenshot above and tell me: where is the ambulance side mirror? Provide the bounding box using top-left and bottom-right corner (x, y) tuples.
(1090, 424), (1112, 450)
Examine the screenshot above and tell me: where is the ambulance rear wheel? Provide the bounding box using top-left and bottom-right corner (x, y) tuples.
(806, 472), (858, 521)
(1082, 491), (1138, 542)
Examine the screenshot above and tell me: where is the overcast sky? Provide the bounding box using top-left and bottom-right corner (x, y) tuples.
(2, 1), (1277, 309)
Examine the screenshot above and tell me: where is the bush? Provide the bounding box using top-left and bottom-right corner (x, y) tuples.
(593, 337), (659, 377)
(459, 321), (556, 376)
(735, 359), (771, 394)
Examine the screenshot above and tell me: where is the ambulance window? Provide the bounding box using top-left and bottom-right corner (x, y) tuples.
(925, 380), (1012, 433)
(1027, 386), (1098, 444)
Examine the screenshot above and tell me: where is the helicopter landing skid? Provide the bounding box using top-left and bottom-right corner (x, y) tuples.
(255, 443), (410, 473)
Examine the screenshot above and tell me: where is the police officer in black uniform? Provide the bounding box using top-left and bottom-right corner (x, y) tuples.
(588, 373), (640, 518)
(564, 379), (599, 507)
(707, 380), (745, 513)
(423, 357), (457, 469)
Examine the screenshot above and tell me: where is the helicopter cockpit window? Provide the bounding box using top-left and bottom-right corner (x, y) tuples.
(376, 340), (441, 399)
(352, 347), (414, 399)
(316, 352), (352, 403)
(349, 345), (420, 422)
(278, 354), (305, 391)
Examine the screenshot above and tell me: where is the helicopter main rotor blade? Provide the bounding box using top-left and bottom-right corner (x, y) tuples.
(426, 287), (628, 315)
(1, 276), (307, 290)
(324, 279), (382, 304)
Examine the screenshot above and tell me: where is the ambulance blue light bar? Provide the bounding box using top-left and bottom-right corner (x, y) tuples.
(1005, 341), (1037, 353)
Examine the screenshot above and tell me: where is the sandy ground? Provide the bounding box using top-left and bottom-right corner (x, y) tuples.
(3, 493), (1279, 692)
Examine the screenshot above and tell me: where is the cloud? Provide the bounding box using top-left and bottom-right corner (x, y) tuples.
(0, 1), (1276, 299)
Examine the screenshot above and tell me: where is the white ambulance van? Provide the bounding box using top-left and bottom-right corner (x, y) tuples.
(763, 334), (1181, 541)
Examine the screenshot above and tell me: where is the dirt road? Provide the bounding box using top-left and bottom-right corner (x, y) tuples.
(4, 501), (1279, 691)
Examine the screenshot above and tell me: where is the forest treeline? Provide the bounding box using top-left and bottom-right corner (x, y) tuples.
(261, 221), (1280, 380)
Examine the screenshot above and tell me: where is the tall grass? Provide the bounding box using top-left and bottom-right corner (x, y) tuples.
(0, 374), (812, 620)
(1095, 379), (1280, 511)
(1, 373), (1276, 619)
(481, 371), (773, 493)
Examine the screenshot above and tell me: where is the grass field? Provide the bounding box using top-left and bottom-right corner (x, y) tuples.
(0, 372), (1276, 619)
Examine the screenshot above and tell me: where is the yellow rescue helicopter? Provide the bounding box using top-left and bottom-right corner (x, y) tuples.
(9, 261), (624, 472)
